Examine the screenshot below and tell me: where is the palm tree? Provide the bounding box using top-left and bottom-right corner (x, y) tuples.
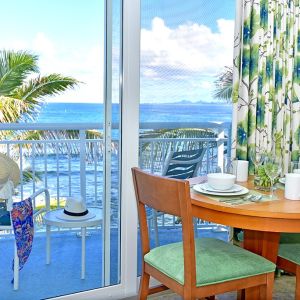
(213, 66), (233, 102)
(0, 50), (79, 124)
(0, 50), (101, 166)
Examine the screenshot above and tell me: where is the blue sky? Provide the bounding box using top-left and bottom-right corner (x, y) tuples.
(0, 0), (235, 103)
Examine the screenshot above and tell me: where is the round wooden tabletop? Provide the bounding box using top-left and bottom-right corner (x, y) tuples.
(190, 179), (300, 232)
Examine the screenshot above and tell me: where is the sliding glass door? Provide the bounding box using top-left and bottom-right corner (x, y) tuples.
(0, 0), (140, 299)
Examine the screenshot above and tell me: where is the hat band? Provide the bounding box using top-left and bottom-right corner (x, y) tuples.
(63, 209), (89, 217)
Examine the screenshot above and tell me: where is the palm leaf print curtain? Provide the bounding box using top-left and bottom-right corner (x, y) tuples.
(231, 0), (300, 173)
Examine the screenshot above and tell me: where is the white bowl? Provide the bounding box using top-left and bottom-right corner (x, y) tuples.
(207, 173), (236, 191)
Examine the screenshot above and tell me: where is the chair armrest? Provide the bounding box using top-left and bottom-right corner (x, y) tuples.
(30, 188), (50, 217)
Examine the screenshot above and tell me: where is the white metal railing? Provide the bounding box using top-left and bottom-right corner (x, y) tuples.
(0, 124), (106, 209)
(0, 121), (231, 229)
(139, 121), (231, 176)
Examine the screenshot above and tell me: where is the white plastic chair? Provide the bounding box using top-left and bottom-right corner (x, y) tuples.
(0, 188), (50, 290)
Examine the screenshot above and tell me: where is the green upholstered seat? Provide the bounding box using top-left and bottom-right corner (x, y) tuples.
(278, 243), (300, 265)
(144, 238), (275, 287)
(280, 233), (300, 244)
(0, 209), (10, 226)
(0, 200), (10, 226)
(0, 212), (11, 226)
(278, 233), (300, 265)
(279, 233), (300, 265)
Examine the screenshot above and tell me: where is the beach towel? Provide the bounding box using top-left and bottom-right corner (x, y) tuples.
(11, 198), (34, 272)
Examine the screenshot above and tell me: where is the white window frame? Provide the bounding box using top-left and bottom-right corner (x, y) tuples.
(53, 0), (140, 298)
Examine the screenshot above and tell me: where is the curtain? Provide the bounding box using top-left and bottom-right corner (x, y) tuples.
(231, 0), (300, 173)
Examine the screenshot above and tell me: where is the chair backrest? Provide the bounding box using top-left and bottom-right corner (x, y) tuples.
(132, 167), (196, 286)
(162, 149), (205, 179)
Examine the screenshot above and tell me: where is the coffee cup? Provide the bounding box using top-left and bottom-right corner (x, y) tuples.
(285, 173), (300, 200)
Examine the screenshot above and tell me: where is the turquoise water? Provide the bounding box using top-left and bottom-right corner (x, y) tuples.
(36, 102), (232, 123)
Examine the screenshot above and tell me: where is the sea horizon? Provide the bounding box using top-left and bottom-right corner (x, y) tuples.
(35, 102), (232, 124)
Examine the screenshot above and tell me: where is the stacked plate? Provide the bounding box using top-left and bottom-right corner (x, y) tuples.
(193, 182), (249, 196)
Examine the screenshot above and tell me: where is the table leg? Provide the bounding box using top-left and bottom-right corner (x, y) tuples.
(81, 227), (86, 279)
(46, 224), (51, 265)
(241, 230), (280, 299)
(243, 230), (280, 262)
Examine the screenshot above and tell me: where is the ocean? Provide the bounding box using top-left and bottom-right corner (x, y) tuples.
(36, 102), (232, 124)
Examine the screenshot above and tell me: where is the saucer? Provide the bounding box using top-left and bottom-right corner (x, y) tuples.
(193, 184), (249, 196)
(201, 183), (243, 193)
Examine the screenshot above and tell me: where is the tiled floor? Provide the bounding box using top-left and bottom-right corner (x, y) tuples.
(125, 274), (295, 299)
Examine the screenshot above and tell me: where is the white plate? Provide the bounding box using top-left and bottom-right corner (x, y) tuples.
(193, 184), (249, 196)
(201, 183), (243, 193)
(279, 177), (285, 184)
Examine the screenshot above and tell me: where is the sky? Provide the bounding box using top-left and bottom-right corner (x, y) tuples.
(0, 0), (236, 104)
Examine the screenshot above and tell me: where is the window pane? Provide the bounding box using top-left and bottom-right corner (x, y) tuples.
(138, 0), (235, 275)
(0, 0), (121, 298)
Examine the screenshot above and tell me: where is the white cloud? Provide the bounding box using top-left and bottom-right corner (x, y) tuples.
(141, 17), (234, 79)
(33, 32), (56, 58)
(0, 32), (104, 103)
(0, 16), (234, 104)
(199, 80), (213, 89)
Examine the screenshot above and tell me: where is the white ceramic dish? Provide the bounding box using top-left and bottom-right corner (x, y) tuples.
(193, 184), (249, 196)
(207, 173), (236, 190)
(201, 183), (243, 193)
(279, 177), (285, 184)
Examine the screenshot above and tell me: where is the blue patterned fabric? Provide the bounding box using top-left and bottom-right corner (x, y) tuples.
(11, 198), (34, 271)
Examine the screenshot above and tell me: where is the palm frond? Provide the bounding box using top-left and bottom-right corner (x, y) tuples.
(22, 168), (42, 183)
(0, 96), (30, 123)
(7, 129), (105, 161)
(11, 74), (80, 121)
(0, 50), (38, 95)
(14, 74), (80, 101)
(213, 67), (233, 102)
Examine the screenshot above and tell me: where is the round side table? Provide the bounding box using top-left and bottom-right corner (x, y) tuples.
(43, 207), (102, 279)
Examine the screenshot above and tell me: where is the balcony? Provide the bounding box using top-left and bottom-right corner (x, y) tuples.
(0, 121), (230, 299)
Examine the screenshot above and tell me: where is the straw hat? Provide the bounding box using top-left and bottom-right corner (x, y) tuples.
(0, 154), (20, 187)
(56, 197), (95, 221)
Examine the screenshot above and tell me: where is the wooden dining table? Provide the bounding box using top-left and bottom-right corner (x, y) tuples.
(189, 177), (300, 299)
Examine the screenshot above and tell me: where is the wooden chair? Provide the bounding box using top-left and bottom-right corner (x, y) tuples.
(277, 233), (300, 299)
(132, 167), (276, 300)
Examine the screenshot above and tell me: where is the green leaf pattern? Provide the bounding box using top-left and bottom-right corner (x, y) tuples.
(232, 0), (300, 173)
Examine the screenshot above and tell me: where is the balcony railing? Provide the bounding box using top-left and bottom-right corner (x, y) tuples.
(0, 121), (231, 229)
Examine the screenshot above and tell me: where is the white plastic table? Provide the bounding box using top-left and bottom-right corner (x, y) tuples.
(43, 207), (102, 279)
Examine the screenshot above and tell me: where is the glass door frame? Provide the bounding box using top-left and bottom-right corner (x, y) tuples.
(55, 0), (140, 298)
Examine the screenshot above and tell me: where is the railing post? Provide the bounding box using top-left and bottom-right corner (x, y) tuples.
(79, 130), (86, 204)
(217, 126), (225, 171)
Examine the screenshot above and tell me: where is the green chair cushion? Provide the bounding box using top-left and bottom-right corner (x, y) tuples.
(280, 233), (300, 244)
(0, 211), (11, 226)
(278, 243), (300, 265)
(0, 201), (11, 226)
(144, 238), (275, 286)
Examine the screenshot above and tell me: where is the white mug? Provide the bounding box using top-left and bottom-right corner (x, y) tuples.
(285, 173), (300, 200)
(233, 160), (249, 182)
